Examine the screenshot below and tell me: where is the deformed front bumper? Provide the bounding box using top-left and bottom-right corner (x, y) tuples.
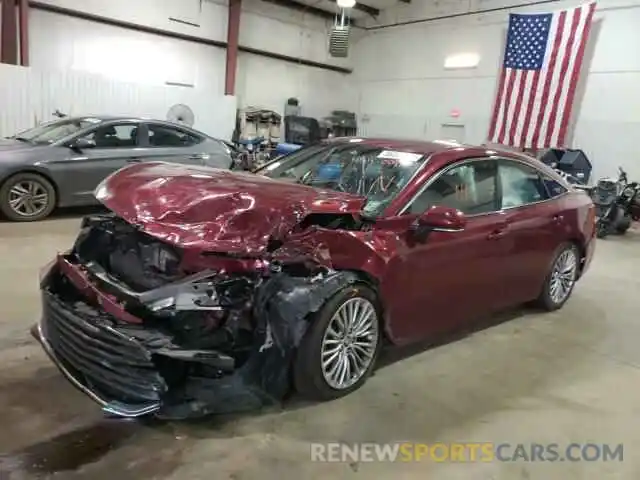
(30, 285), (277, 419)
(32, 258), (293, 419)
(30, 289), (166, 417)
(33, 253), (363, 419)
(30, 322), (161, 417)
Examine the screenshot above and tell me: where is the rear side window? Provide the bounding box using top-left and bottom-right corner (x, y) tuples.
(148, 125), (202, 147)
(499, 161), (549, 208)
(542, 176), (569, 198)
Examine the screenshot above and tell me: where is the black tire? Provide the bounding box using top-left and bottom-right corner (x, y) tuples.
(615, 215), (632, 235)
(534, 243), (580, 311)
(293, 283), (382, 401)
(596, 221), (609, 239)
(0, 172), (57, 222)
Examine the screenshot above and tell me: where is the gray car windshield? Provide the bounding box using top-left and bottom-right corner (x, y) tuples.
(258, 143), (426, 216)
(16, 118), (101, 144)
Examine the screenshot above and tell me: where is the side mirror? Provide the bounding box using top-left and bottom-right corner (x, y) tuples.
(410, 205), (467, 239)
(69, 138), (96, 151)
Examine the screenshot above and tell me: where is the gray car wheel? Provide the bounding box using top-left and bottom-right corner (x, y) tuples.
(0, 172), (57, 222)
(534, 243), (579, 311)
(293, 284), (382, 401)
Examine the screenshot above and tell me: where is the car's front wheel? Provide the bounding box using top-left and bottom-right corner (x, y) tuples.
(535, 243), (579, 311)
(293, 284), (382, 401)
(0, 172), (57, 222)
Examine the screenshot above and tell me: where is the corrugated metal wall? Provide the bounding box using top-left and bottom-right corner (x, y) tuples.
(0, 64), (237, 140)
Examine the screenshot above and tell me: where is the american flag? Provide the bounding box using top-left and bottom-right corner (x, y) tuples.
(487, 3), (597, 149)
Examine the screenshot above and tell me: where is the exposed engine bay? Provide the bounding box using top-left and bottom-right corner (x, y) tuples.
(37, 212), (366, 419)
(71, 214), (260, 352)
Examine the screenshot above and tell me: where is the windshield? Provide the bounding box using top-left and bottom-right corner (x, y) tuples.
(15, 118), (102, 144)
(258, 142), (427, 216)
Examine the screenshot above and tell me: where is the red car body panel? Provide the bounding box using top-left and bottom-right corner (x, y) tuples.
(94, 139), (596, 345)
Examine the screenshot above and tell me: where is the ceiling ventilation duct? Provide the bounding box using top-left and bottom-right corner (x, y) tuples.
(329, 8), (351, 58)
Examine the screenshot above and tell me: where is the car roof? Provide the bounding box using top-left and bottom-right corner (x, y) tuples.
(60, 115), (211, 136)
(325, 136), (538, 162)
(324, 136), (462, 156)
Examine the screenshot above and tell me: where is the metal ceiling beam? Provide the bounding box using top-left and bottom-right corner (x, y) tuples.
(353, 2), (380, 17)
(261, 0), (380, 23)
(263, 0), (340, 21)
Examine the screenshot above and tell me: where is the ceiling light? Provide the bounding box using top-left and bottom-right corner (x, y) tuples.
(337, 0), (356, 8)
(444, 53), (480, 69)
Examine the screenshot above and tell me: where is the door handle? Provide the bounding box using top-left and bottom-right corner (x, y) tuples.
(487, 226), (509, 240)
(127, 157), (142, 163)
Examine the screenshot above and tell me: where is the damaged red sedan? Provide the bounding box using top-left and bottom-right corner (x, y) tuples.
(31, 138), (596, 419)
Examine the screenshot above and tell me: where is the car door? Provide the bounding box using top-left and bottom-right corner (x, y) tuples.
(138, 123), (209, 165)
(497, 159), (570, 303)
(380, 158), (512, 343)
(55, 121), (143, 204)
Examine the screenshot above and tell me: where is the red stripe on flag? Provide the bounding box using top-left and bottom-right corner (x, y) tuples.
(544, 7), (582, 148)
(530, 10), (567, 149)
(508, 70), (528, 146)
(518, 70), (541, 148)
(497, 69), (517, 144)
(557, 3), (596, 147)
(488, 68), (508, 141)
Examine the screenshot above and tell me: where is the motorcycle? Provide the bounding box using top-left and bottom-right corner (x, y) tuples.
(593, 167), (640, 239)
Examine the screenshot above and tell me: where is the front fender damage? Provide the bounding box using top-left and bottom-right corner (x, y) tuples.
(163, 270), (360, 419)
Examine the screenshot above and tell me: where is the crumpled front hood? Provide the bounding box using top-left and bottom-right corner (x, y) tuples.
(97, 162), (367, 255)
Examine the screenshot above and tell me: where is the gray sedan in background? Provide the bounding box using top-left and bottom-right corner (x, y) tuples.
(0, 116), (234, 221)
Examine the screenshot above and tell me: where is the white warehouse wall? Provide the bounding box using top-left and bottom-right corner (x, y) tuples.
(353, 0), (640, 180)
(27, 0), (358, 124)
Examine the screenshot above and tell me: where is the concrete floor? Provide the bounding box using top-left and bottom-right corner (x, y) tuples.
(0, 212), (639, 480)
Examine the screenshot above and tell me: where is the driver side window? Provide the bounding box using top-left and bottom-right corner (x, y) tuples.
(406, 159), (499, 215)
(80, 123), (139, 148)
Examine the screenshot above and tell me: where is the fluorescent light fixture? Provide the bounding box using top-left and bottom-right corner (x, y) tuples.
(337, 0), (356, 8)
(444, 53), (480, 69)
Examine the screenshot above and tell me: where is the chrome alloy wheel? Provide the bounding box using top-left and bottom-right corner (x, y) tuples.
(549, 249), (578, 305)
(8, 180), (50, 217)
(320, 297), (379, 390)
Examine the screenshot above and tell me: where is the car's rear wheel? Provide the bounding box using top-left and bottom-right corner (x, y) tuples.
(293, 284), (382, 401)
(535, 243), (579, 311)
(0, 172), (56, 222)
